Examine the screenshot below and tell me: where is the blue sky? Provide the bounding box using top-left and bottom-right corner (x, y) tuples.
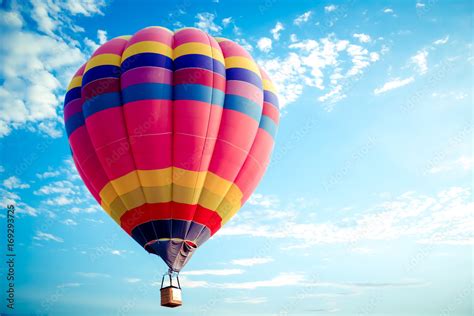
(0, 0), (472, 315)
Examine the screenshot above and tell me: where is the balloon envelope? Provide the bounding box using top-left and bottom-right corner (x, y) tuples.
(63, 27), (280, 272)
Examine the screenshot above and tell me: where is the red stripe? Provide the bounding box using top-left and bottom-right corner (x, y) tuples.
(173, 68), (225, 91)
(120, 202), (222, 235)
(82, 78), (120, 99)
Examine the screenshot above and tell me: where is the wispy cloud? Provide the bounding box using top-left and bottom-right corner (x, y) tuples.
(3, 176), (30, 189)
(428, 155), (473, 174)
(181, 269), (244, 276)
(179, 272), (304, 289)
(76, 272), (111, 278)
(224, 297), (267, 304)
(257, 37), (272, 53)
(270, 22), (284, 40)
(222, 187), (474, 246)
(324, 5), (337, 13)
(231, 257), (274, 267)
(374, 77), (414, 94)
(34, 231), (63, 243)
(195, 12), (222, 34)
(294, 11), (312, 25)
(124, 278), (141, 284)
(410, 49), (429, 74)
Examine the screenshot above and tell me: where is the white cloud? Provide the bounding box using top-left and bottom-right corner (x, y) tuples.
(222, 17), (232, 27)
(124, 278), (141, 283)
(353, 33), (371, 43)
(221, 187), (473, 246)
(248, 193), (279, 208)
(261, 36), (379, 107)
(374, 77), (414, 94)
(231, 257), (274, 266)
(294, 11), (312, 25)
(0, 2), (95, 137)
(57, 282), (81, 288)
(383, 8), (394, 14)
(224, 297), (267, 304)
(433, 36), (449, 45)
(62, 219), (77, 226)
(195, 12), (222, 34)
(270, 22), (284, 40)
(410, 49), (428, 74)
(34, 231), (63, 243)
(0, 189), (37, 216)
(428, 155), (473, 174)
(76, 272), (111, 278)
(351, 247), (375, 255)
(416, 3), (426, 8)
(110, 249), (128, 256)
(324, 5), (337, 13)
(181, 269), (244, 276)
(36, 170), (61, 179)
(290, 34), (298, 43)
(97, 29), (107, 44)
(178, 272), (304, 290)
(257, 37), (272, 53)
(3, 176), (30, 189)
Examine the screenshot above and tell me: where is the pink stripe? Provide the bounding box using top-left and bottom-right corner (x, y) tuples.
(235, 130), (274, 203)
(173, 133), (206, 171)
(92, 38), (129, 56)
(74, 64), (86, 77)
(126, 27), (173, 46)
(64, 99), (84, 121)
(85, 108), (129, 149)
(173, 28), (211, 48)
(226, 80), (263, 105)
(74, 155), (100, 203)
(173, 100), (212, 136)
(129, 134), (172, 170)
(263, 102), (279, 124)
(259, 67), (270, 81)
(121, 67), (173, 89)
(69, 127), (96, 164)
(208, 140), (249, 181)
(95, 141), (137, 180)
(80, 155), (110, 192)
(218, 39), (252, 59)
(218, 110), (259, 149)
(123, 100), (172, 136)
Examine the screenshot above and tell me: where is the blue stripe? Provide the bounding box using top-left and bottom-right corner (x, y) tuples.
(82, 65), (121, 87)
(121, 53), (173, 73)
(174, 54), (225, 76)
(83, 92), (122, 118)
(226, 68), (262, 89)
(224, 94), (262, 122)
(259, 115), (277, 139)
(131, 219), (210, 247)
(64, 87), (81, 106)
(122, 83), (173, 104)
(174, 84), (225, 105)
(264, 90), (279, 109)
(65, 112), (85, 136)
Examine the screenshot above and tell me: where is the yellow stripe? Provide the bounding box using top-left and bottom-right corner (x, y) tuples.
(173, 42), (224, 64)
(214, 37), (230, 43)
(121, 41), (173, 62)
(224, 56), (261, 78)
(85, 54), (122, 73)
(97, 168), (243, 222)
(115, 35), (132, 40)
(67, 76), (82, 91)
(263, 79), (278, 94)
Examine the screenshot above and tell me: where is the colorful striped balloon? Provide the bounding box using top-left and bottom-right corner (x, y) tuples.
(63, 27), (280, 272)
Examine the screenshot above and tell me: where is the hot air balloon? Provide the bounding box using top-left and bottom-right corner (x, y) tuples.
(63, 26), (279, 307)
